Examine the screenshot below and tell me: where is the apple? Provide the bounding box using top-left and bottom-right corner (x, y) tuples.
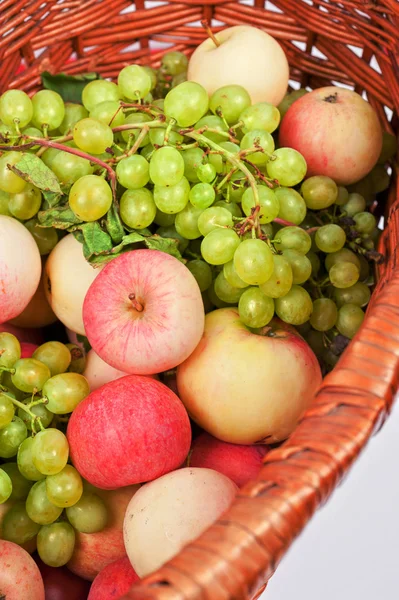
(67, 485), (139, 581)
(35, 557), (91, 600)
(189, 432), (269, 487)
(0, 215), (41, 324)
(83, 249), (204, 375)
(0, 322), (44, 345)
(9, 259), (57, 328)
(0, 540), (45, 600)
(124, 467), (237, 577)
(88, 556), (139, 600)
(177, 308), (322, 444)
(21, 342), (39, 358)
(279, 87), (383, 185)
(187, 25), (289, 106)
(67, 375), (191, 489)
(83, 349), (130, 391)
(44, 234), (101, 335)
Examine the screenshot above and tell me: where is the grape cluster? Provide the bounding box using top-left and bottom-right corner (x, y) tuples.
(0, 52), (396, 375)
(0, 333), (108, 567)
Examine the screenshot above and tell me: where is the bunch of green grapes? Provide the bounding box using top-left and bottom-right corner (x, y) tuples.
(0, 334), (108, 566)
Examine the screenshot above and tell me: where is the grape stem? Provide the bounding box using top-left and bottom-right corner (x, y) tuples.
(274, 217), (297, 227)
(0, 391), (45, 432)
(216, 167), (238, 192)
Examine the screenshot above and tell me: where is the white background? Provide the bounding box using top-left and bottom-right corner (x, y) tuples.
(265, 398), (399, 600)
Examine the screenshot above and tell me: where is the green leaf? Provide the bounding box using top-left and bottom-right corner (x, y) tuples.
(10, 153), (62, 194)
(38, 205), (82, 230)
(111, 232), (146, 254)
(105, 203), (124, 244)
(74, 222), (113, 260)
(143, 234), (183, 260)
(76, 334), (92, 354)
(42, 189), (62, 209)
(41, 71), (100, 104)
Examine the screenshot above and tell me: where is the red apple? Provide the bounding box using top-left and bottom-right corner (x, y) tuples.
(0, 540), (45, 600)
(83, 249), (204, 375)
(0, 322), (44, 345)
(67, 485), (138, 581)
(177, 308), (322, 444)
(67, 375), (191, 489)
(88, 556), (139, 600)
(35, 556), (90, 600)
(21, 342), (39, 358)
(189, 432), (269, 487)
(279, 87), (382, 185)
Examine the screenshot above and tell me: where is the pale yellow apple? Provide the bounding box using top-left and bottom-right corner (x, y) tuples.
(187, 25), (289, 106)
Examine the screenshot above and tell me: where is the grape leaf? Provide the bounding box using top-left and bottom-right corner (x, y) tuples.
(111, 232), (147, 254)
(10, 153), (62, 194)
(42, 190), (63, 209)
(38, 205), (82, 229)
(105, 203), (124, 244)
(143, 234), (183, 260)
(41, 71), (100, 104)
(74, 222), (113, 260)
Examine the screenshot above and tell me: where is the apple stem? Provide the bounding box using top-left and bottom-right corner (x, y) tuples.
(201, 20), (220, 47)
(128, 293), (144, 312)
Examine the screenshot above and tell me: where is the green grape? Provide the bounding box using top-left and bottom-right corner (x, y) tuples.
(11, 358), (51, 393)
(31, 90), (65, 130)
(18, 400), (53, 432)
(2, 502), (40, 543)
(334, 282), (371, 308)
(41, 147), (60, 169)
(214, 271), (246, 303)
(335, 186), (349, 206)
(46, 464), (83, 508)
(31, 342), (70, 378)
(213, 200), (242, 218)
(275, 285), (313, 325)
(150, 146), (184, 186)
(2, 372), (25, 401)
(0, 416), (27, 458)
(175, 203), (204, 240)
(0, 332), (21, 367)
(353, 212), (376, 234)
(66, 491), (108, 533)
(17, 437), (45, 481)
(90, 100), (124, 127)
(0, 89), (33, 128)
(69, 174), (112, 222)
(82, 80), (121, 111)
(260, 223), (274, 238)
(197, 206), (233, 236)
(305, 329), (325, 357)
(239, 101), (280, 133)
(73, 118), (113, 154)
(8, 183), (42, 220)
(240, 130), (275, 165)
(0, 189), (11, 216)
(329, 262), (359, 289)
(172, 72), (187, 88)
(307, 250), (321, 277)
(282, 249), (312, 285)
(153, 177), (190, 214)
(1, 463), (31, 501)
(241, 185), (279, 224)
(300, 176), (338, 209)
(120, 188), (156, 229)
(208, 142), (240, 175)
(182, 148), (206, 183)
(154, 208), (175, 227)
(370, 165), (390, 194)
(223, 260), (249, 289)
(164, 82), (208, 127)
(52, 150), (93, 185)
(234, 239), (274, 285)
(201, 228), (240, 265)
(239, 288), (274, 328)
(357, 254), (370, 282)
(186, 260), (212, 292)
(336, 304), (364, 339)
(195, 115), (228, 144)
(42, 373), (89, 415)
(189, 183), (215, 209)
(197, 162), (217, 184)
(116, 155), (150, 190)
(259, 254), (293, 298)
(24, 220), (58, 255)
(38, 521), (76, 567)
(325, 248), (361, 272)
(0, 393), (15, 429)
(0, 468), (12, 503)
(207, 281), (231, 308)
(156, 225), (189, 253)
(309, 298), (338, 331)
(152, 98), (165, 111)
(341, 192), (366, 216)
(315, 224), (346, 253)
(227, 173), (246, 203)
(378, 131), (397, 164)
(121, 113), (150, 145)
(267, 148), (307, 187)
(59, 103), (89, 134)
(32, 428), (69, 475)
(118, 65), (151, 100)
(142, 66), (157, 90)
(209, 85), (251, 125)
(148, 127), (183, 147)
(161, 51), (188, 75)
(277, 89), (307, 119)
(0, 122), (17, 146)
(274, 226), (312, 254)
(275, 187), (307, 225)
(66, 344), (86, 374)
(0, 151), (26, 193)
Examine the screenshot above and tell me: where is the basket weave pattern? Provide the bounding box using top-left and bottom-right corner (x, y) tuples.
(1, 1), (399, 598)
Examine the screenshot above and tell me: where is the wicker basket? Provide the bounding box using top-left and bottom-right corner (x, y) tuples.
(1, 1), (398, 598)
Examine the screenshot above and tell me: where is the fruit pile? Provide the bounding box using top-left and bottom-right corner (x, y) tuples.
(0, 22), (396, 600)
